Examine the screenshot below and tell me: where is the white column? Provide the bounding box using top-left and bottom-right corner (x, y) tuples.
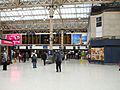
(49, 19), (53, 50)
(49, 6), (54, 50)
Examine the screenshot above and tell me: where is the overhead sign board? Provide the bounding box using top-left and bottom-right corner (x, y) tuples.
(5, 34), (22, 45)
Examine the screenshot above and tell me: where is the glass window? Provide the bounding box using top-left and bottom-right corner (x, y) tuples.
(0, 4), (91, 21)
(96, 17), (102, 27)
(0, 0), (3, 3)
(96, 17), (102, 22)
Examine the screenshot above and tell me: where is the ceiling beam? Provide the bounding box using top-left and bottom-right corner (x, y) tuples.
(0, 0), (116, 10)
(2, 18), (88, 24)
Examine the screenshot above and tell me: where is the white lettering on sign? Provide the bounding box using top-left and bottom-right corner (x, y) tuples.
(4, 41), (12, 44)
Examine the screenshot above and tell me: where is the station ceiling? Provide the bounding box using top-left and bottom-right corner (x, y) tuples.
(0, 0), (118, 33)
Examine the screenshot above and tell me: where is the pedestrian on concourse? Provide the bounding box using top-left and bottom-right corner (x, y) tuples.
(55, 51), (62, 72)
(2, 51), (8, 71)
(41, 52), (47, 66)
(31, 54), (37, 68)
(31, 50), (37, 57)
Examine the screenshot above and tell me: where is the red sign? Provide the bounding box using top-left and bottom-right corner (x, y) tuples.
(2, 40), (13, 46)
(5, 34), (22, 45)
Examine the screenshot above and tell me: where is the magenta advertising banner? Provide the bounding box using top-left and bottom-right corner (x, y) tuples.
(5, 34), (22, 45)
(1, 40), (13, 46)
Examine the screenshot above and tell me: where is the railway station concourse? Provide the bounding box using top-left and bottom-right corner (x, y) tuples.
(0, 0), (120, 90)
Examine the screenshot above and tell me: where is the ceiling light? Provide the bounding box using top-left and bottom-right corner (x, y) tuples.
(78, 17), (81, 20)
(21, 15), (24, 18)
(43, 18), (46, 21)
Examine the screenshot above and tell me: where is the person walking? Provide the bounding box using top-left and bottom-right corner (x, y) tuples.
(25, 52), (29, 61)
(41, 52), (47, 66)
(31, 54), (37, 68)
(2, 51), (8, 71)
(19, 53), (22, 63)
(31, 50), (37, 57)
(55, 51), (62, 72)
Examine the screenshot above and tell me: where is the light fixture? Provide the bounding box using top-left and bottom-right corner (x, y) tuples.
(21, 15), (24, 18)
(78, 17), (81, 20)
(43, 18), (46, 21)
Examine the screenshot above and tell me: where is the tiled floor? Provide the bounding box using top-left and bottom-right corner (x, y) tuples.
(0, 59), (120, 90)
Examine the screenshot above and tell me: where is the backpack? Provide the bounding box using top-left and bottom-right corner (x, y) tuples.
(32, 56), (37, 62)
(32, 56), (36, 60)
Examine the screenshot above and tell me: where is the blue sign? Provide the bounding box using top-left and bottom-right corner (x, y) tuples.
(43, 45), (48, 49)
(72, 34), (81, 45)
(82, 35), (87, 42)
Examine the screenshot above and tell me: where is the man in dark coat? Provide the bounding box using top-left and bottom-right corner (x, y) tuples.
(41, 52), (47, 66)
(32, 54), (37, 68)
(55, 52), (62, 72)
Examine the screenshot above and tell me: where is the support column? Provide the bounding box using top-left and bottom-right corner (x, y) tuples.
(49, 6), (54, 50)
(49, 18), (53, 50)
(61, 30), (64, 50)
(80, 34), (82, 45)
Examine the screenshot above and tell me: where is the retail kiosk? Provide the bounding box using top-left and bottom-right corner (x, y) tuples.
(90, 39), (120, 64)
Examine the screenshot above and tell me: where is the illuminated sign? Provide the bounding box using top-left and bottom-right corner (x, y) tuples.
(72, 34), (81, 45)
(5, 34), (22, 45)
(1, 40), (13, 46)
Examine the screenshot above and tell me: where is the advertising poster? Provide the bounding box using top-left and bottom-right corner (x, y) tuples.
(5, 34), (22, 45)
(82, 35), (87, 42)
(91, 48), (104, 61)
(1, 40), (13, 46)
(81, 34), (87, 45)
(72, 34), (81, 45)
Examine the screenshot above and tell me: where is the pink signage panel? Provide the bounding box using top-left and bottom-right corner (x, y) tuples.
(5, 34), (22, 45)
(2, 40), (13, 46)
